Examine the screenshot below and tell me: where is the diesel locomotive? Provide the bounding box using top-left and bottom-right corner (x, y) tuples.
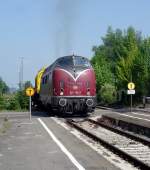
(33, 55), (96, 115)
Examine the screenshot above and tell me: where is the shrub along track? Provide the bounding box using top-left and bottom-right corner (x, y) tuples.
(66, 118), (150, 170)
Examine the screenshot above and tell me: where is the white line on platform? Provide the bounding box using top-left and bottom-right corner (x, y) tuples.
(51, 117), (137, 170)
(38, 118), (85, 170)
(112, 112), (150, 122)
(131, 112), (150, 117)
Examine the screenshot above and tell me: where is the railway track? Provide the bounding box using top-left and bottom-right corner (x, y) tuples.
(96, 105), (150, 114)
(66, 118), (150, 170)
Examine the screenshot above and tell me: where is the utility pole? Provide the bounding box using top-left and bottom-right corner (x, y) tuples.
(19, 57), (24, 90)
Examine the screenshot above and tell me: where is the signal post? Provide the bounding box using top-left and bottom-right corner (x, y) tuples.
(127, 82), (135, 112)
(26, 87), (35, 120)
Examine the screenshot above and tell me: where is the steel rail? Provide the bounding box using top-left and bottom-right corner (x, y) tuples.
(96, 105), (150, 114)
(87, 118), (150, 147)
(66, 119), (150, 170)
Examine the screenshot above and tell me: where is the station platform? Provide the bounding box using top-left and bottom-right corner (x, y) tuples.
(0, 111), (122, 170)
(95, 108), (150, 137)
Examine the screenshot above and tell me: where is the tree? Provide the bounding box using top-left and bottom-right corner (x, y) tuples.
(91, 26), (150, 104)
(132, 38), (150, 97)
(16, 81), (32, 110)
(7, 95), (20, 110)
(98, 83), (117, 104)
(0, 78), (9, 110)
(91, 57), (114, 90)
(0, 77), (9, 94)
(91, 38), (115, 103)
(16, 90), (28, 110)
(116, 27), (139, 86)
(0, 94), (5, 110)
(24, 81), (32, 89)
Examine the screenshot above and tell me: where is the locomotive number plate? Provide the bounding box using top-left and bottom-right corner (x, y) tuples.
(73, 85), (78, 90)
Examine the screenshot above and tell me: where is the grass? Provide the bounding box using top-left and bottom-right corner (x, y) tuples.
(0, 117), (11, 135)
(0, 109), (28, 112)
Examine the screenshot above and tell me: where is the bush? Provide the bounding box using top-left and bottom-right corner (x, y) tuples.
(0, 91), (29, 111)
(0, 80), (31, 111)
(16, 90), (29, 110)
(98, 83), (117, 104)
(0, 95), (6, 110)
(7, 97), (20, 110)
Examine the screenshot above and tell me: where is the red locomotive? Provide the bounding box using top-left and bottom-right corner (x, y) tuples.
(33, 55), (96, 115)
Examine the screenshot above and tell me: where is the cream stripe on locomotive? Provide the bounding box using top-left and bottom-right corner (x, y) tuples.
(56, 68), (91, 81)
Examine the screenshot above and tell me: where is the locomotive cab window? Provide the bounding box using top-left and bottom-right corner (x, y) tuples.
(74, 57), (91, 67)
(57, 57), (73, 67)
(57, 56), (91, 68)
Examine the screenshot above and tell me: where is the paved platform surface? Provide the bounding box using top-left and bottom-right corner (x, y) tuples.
(0, 111), (120, 170)
(95, 108), (150, 129)
(0, 112), (29, 119)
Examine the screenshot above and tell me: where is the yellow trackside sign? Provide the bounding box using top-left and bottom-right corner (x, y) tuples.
(127, 82), (135, 90)
(26, 87), (35, 96)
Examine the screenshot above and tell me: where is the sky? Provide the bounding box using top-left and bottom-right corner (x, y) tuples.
(0, 0), (150, 88)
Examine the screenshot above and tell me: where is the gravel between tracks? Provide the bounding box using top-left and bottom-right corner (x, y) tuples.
(77, 120), (150, 167)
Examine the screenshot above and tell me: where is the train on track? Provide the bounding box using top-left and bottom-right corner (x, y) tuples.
(33, 55), (96, 115)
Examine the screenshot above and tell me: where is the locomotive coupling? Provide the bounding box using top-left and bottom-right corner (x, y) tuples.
(59, 98), (67, 107)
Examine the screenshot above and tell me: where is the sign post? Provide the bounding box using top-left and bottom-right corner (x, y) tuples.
(127, 82), (135, 112)
(26, 87), (35, 120)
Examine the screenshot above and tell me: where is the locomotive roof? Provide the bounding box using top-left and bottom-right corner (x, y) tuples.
(43, 55), (91, 75)
(56, 55), (87, 60)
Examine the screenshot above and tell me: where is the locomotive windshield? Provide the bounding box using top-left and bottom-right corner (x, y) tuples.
(57, 56), (91, 68)
(57, 57), (73, 67)
(74, 57), (91, 67)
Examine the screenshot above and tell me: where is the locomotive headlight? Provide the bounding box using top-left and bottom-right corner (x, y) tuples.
(60, 88), (64, 95)
(60, 92), (64, 95)
(60, 80), (64, 95)
(87, 88), (90, 96)
(87, 91), (90, 96)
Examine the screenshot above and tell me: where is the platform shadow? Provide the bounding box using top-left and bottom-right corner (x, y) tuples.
(56, 112), (90, 119)
(31, 107), (91, 118)
(31, 111), (51, 117)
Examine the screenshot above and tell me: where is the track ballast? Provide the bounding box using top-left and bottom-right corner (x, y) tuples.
(66, 118), (150, 170)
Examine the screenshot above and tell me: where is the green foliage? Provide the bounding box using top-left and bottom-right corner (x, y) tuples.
(16, 90), (29, 110)
(7, 95), (20, 110)
(12, 81), (32, 110)
(91, 26), (150, 104)
(91, 41), (115, 94)
(138, 38), (150, 92)
(17, 80), (32, 110)
(0, 80), (31, 111)
(0, 77), (9, 94)
(116, 27), (139, 86)
(92, 57), (114, 90)
(97, 83), (117, 104)
(24, 81), (32, 89)
(0, 95), (6, 110)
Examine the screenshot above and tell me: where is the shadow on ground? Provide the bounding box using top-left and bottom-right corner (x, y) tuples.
(31, 109), (90, 119)
(31, 111), (51, 117)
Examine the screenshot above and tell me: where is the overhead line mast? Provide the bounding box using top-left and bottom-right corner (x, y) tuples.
(19, 57), (24, 90)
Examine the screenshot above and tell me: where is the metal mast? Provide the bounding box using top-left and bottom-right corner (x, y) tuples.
(19, 57), (24, 90)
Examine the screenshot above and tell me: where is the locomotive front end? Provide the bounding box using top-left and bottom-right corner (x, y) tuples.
(52, 56), (96, 114)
